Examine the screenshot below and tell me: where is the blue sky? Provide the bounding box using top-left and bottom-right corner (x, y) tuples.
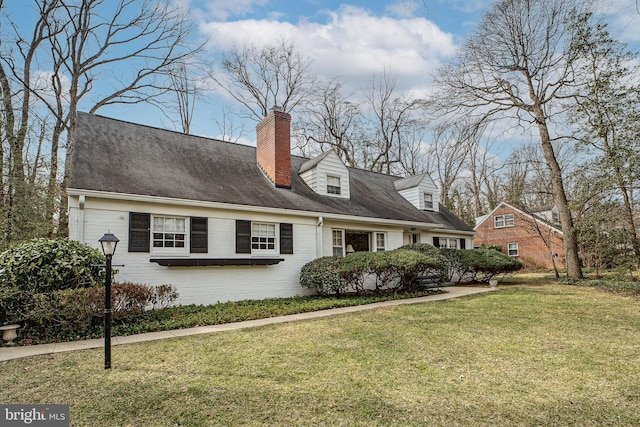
(7, 0), (640, 146)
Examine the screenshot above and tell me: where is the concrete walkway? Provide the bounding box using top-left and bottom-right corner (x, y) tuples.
(0, 286), (495, 362)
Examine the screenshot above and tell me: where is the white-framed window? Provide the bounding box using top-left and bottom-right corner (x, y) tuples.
(327, 175), (341, 195)
(152, 216), (187, 252)
(494, 213), (515, 228)
(251, 222), (277, 253)
(508, 242), (519, 257)
(332, 229), (344, 257)
(423, 192), (434, 210)
(438, 238), (458, 249)
(375, 232), (386, 252)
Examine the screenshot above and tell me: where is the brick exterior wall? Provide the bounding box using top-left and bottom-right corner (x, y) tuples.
(256, 108), (292, 188)
(473, 204), (564, 269)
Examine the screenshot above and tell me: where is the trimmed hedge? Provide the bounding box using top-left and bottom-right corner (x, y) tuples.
(300, 247), (449, 295)
(299, 256), (346, 295)
(452, 247), (523, 282)
(300, 244), (522, 295)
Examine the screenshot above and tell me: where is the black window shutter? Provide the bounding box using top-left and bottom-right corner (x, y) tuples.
(190, 217), (208, 253)
(129, 212), (150, 252)
(432, 236), (440, 248)
(236, 220), (251, 254)
(280, 223), (293, 254)
(460, 238), (466, 249)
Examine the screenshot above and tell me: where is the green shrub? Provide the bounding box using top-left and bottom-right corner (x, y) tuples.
(23, 282), (179, 340)
(339, 252), (376, 293)
(0, 238), (106, 324)
(0, 238), (106, 292)
(458, 248), (523, 282)
(300, 247), (450, 295)
(439, 248), (466, 281)
(399, 243), (451, 284)
(300, 256), (346, 295)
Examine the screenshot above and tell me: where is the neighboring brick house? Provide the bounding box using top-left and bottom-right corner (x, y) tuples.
(473, 202), (564, 269)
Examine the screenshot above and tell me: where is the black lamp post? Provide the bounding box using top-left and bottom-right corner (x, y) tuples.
(99, 232), (119, 370)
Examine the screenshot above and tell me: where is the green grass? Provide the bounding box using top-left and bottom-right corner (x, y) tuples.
(2, 283), (640, 426)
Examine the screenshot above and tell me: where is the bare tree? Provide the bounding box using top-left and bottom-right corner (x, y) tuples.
(214, 39), (316, 121)
(293, 78), (363, 167)
(293, 72), (429, 177)
(433, 0), (586, 278)
(213, 105), (248, 143)
(167, 62), (198, 134)
(0, 0), (61, 242)
(425, 119), (482, 206)
(19, 0), (205, 234)
(366, 71), (428, 175)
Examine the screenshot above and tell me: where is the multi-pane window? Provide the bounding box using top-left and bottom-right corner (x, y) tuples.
(438, 238), (458, 249)
(251, 223), (276, 251)
(508, 242), (519, 256)
(153, 216), (186, 249)
(375, 233), (386, 252)
(332, 230), (344, 257)
(494, 213), (515, 228)
(424, 192), (434, 210)
(327, 175), (341, 195)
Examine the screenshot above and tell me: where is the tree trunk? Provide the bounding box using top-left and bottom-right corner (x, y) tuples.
(534, 107), (583, 278)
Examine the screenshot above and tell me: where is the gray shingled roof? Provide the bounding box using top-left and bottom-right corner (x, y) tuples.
(69, 112), (473, 233)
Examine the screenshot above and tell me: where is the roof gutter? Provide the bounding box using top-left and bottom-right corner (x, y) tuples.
(67, 188), (450, 230)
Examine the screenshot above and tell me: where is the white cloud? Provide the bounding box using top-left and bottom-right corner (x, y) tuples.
(201, 4), (457, 97)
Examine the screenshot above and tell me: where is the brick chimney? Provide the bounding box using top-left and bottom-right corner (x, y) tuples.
(256, 106), (292, 188)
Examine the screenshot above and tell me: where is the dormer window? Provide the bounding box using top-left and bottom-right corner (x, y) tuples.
(299, 150), (350, 199)
(327, 175), (341, 195)
(424, 192), (434, 210)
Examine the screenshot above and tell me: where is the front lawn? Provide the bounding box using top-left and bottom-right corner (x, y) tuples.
(1, 282), (639, 426)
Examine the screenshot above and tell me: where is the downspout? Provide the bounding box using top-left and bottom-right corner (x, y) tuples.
(78, 195), (85, 243)
(316, 216), (323, 257)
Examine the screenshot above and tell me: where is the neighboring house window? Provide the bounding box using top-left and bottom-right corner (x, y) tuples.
(438, 238), (458, 249)
(332, 230), (344, 257)
(411, 233), (420, 244)
(251, 223), (276, 252)
(375, 232), (386, 252)
(423, 192), (434, 210)
(494, 213), (515, 228)
(153, 216), (186, 250)
(552, 211), (560, 224)
(236, 220), (293, 255)
(327, 175), (341, 195)
(508, 242), (519, 257)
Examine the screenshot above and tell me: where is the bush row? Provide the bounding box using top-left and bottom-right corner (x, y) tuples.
(23, 283), (178, 341)
(300, 246), (449, 296)
(300, 244), (522, 295)
(0, 238), (179, 343)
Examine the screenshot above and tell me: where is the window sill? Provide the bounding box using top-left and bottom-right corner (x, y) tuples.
(150, 258), (285, 267)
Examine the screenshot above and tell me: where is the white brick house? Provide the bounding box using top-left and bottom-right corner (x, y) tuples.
(67, 108), (474, 305)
